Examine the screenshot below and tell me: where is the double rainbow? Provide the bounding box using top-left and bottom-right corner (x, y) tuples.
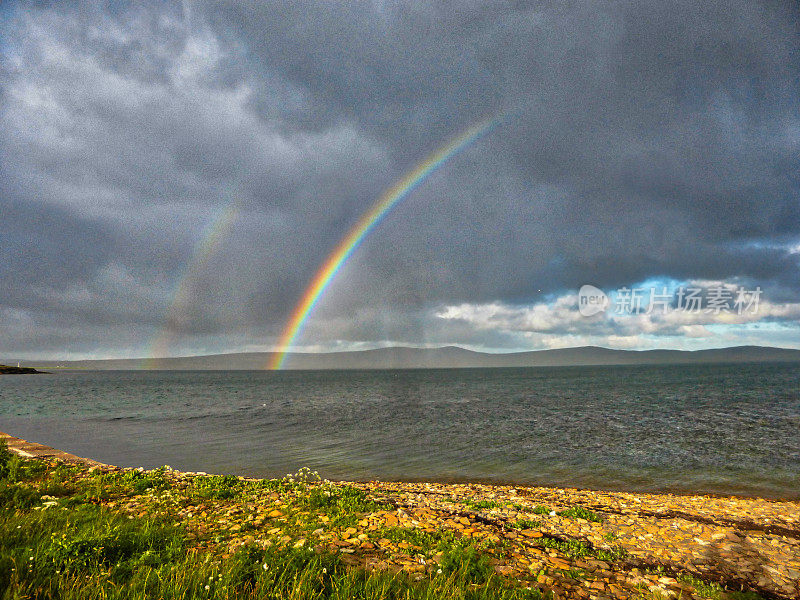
(143, 200), (241, 369)
(268, 116), (501, 370)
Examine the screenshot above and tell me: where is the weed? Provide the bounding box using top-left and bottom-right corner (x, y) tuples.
(0, 458), (556, 600)
(557, 506), (602, 522)
(0, 441), (10, 480)
(538, 537), (627, 562)
(98, 467), (171, 496)
(439, 540), (494, 584)
(298, 484), (388, 527)
(190, 474), (242, 500)
(665, 572), (766, 600)
(378, 527), (459, 553)
(559, 568), (588, 580)
(0, 481), (41, 510)
(510, 519), (542, 530)
(463, 498), (499, 510)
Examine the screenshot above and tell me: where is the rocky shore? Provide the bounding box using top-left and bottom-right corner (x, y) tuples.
(1, 431), (798, 600)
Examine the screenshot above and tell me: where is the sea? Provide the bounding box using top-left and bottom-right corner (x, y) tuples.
(1, 363), (798, 499)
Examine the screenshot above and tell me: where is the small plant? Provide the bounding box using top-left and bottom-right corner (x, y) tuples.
(99, 467), (171, 495)
(283, 466), (322, 487)
(603, 531), (618, 541)
(298, 483), (388, 528)
(190, 474), (242, 500)
(538, 536), (627, 562)
(558, 506), (602, 522)
(510, 519), (542, 529)
(677, 572), (725, 599)
(0, 446), (45, 485)
(532, 505), (552, 515)
(560, 568), (588, 580)
(464, 498), (499, 510)
(0, 441), (11, 480)
(378, 527), (459, 553)
(0, 481), (42, 509)
(439, 540), (494, 584)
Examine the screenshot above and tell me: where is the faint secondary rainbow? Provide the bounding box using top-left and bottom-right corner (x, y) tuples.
(268, 116), (502, 370)
(143, 200), (241, 369)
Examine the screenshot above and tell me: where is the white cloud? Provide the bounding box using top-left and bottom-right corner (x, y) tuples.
(435, 281), (800, 349)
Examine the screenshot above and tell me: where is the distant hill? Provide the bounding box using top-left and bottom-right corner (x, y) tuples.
(10, 345), (800, 370)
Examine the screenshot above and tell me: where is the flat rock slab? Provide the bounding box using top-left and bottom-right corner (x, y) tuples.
(0, 431), (109, 468)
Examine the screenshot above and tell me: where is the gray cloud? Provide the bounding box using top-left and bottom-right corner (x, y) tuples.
(1, 0), (799, 358)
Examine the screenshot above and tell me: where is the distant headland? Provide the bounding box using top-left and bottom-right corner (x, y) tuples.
(0, 364), (45, 374)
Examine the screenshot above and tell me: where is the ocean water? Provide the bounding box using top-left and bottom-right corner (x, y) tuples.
(1, 363), (798, 499)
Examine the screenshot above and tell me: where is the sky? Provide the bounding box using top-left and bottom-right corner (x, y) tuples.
(1, 0), (799, 361)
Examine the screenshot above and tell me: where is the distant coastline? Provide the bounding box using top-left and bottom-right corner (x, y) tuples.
(9, 344), (800, 370)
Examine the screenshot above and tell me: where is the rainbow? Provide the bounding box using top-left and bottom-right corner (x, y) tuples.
(143, 200), (241, 369)
(268, 116), (501, 370)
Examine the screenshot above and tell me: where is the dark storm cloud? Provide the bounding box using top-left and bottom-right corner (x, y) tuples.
(1, 0), (799, 357)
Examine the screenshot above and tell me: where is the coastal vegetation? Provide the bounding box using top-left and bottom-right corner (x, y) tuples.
(0, 443), (545, 599)
(0, 440), (786, 600)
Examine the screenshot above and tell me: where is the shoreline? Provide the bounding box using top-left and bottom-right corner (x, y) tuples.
(3, 431), (796, 503)
(1, 430), (799, 599)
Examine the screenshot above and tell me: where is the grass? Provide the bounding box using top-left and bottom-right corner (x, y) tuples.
(463, 498), (500, 510)
(378, 527), (460, 553)
(509, 519), (541, 530)
(677, 573), (725, 598)
(299, 482), (389, 521)
(537, 537), (628, 563)
(0, 505), (546, 600)
(0, 443), (766, 600)
(530, 506), (552, 515)
(675, 573), (766, 600)
(557, 507), (602, 523)
(0, 443), (550, 600)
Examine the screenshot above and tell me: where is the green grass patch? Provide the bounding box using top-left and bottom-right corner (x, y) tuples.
(463, 498), (499, 510)
(531, 505), (552, 515)
(0, 457), (555, 599)
(379, 528), (503, 586)
(557, 507), (602, 523)
(378, 527), (460, 553)
(189, 474), (243, 500)
(676, 573), (766, 600)
(0, 501), (184, 596)
(0, 440), (12, 481)
(510, 519), (542, 530)
(298, 483), (389, 528)
(94, 467), (172, 496)
(1, 507), (548, 600)
(538, 537), (627, 562)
